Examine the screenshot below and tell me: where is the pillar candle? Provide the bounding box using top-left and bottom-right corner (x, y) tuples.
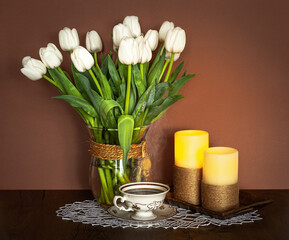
(175, 130), (209, 168)
(202, 147), (239, 212)
(203, 147), (238, 185)
(174, 130), (209, 205)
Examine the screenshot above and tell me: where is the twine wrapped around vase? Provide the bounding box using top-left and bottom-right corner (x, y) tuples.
(173, 166), (202, 205)
(89, 140), (147, 160)
(201, 182), (239, 212)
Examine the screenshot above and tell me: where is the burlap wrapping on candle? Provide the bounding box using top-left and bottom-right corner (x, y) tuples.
(173, 165), (202, 205)
(89, 140), (146, 160)
(201, 182), (239, 212)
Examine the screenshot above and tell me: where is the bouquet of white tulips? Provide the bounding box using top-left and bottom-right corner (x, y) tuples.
(21, 16), (194, 204)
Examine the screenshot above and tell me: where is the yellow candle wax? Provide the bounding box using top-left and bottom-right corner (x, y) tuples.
(175, 130), (209, 169)
(203, 147), (238, 186)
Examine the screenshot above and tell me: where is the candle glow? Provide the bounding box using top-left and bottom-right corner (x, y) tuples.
(203, 147), (238, 186)
(175, 130), (209, 169)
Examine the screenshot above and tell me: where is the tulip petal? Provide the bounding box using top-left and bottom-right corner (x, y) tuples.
(21, 67), (43, 81)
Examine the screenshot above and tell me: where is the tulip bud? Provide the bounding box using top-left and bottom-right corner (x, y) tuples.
(71, 46), (94, 72)
(118, 37), (139, 65)
(112, 23), (132, 49)
(123, 16), (141, 38)
(138, 40), (152, 64)
(159, 21), (174, 42)
(86, 30), (103, 53)
(144, 30), (158, 51)
(164, 27), (186, 53)
(20, 56), (47, 80)
(166, 52), (180, 62)
(39, 43), (63, 69)
(59, 27), (80, 51)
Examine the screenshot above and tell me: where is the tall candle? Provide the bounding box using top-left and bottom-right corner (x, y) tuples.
(175, 130), (209, 169)
(203, 147), (238, 185)
(174, 130), (209, 205)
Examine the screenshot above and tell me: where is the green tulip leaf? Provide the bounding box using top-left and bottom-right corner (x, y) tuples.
(133, 85), (153, 118)
(107, 55), (121, 93)
(92, 65), (112, 100)
(118, 115), (134, 170)
(100, 100), (124, 123)
(108, 78), (117, 97)
(146, 85), (156, 108)
(144, 95), (184, 125)
(71, 63), (98, 92)
(118, 62), (128, 80)
(116, 82), (126, 110)
(132, 65), (146, 98)
(148, 43), (163, 76)
(48, 68), (83, 98)
(129, 74), (137, 114)
(53, 95), (97, 117)
(74, 73), (103, 116)
(169, 74), (195, 96)
(168, 61), (184, 83)
(101, 55), (109, 77)
(155, 82), (170, 100)
(147, 51), (165, 86)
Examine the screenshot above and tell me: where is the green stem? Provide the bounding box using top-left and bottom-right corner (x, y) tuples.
(88, 69), (104, 98)
(57, 67), (65, 76)
(100, 187), (105, 203)
(164, 53), (175, 82)
(124, 64), (132, 114)
(158, 59), (170, 83)
(43, 75), (58, 88)
(105, 169), (114, 200)
(94, 52), (98, 68)
(123, 173), (130, 183)
(140, 63), (144, 81)
(98, 168), (112, 205)
(116, 170), (127, 185)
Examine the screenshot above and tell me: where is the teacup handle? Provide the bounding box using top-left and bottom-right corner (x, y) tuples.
(113, 196), (134, 212)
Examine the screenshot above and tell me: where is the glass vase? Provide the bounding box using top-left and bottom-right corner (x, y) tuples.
(88, 126), (151, 205)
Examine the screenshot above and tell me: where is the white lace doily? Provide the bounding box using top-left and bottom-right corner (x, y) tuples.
(56, 200), (262, 229)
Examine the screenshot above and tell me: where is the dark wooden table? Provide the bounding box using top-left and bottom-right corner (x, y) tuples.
(0, 190), (288, 240)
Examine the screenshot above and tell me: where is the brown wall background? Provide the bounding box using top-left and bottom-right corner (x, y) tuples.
(1, 0), (289, 189)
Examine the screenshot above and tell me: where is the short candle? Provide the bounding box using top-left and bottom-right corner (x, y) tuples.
(203, 147), (238, 185)
(202, 147), (239, 211)
(175, 130), (209, 169)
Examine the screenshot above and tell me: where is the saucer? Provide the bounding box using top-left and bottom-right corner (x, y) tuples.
(107, 204), (177, 224)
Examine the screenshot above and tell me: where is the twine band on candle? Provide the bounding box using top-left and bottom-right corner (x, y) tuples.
(201, 182), (239, 212)
(173, 166), (202, 205)
(89, 140), (146, 160)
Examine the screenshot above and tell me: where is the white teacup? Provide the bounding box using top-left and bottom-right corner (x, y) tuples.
(113, 182), (170, 220)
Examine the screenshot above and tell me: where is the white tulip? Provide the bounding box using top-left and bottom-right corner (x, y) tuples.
(71, 46), (94, 72)
(166, 52), (180, 61)
(123, 16), (141, 38)
(112, 23), (132, 49)
(59, 27), (79, 51)
(118, 37), (139, 65)
(135, 35), (144, 44)
(138, 40), (152, 64)
(159, 21), (174, 42)
(39, 43), (63, 68)
(20, 56), (47, 80)
(144, 30), (158, 51)
(86, 30), (103, 53)
(165, 27), (186, 53)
